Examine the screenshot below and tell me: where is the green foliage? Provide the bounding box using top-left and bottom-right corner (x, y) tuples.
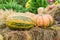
(15, 0), (28, 7)
(0, 2), (28, 13)
(56, 0), (60, 3)
(25, 0), (48, 14)
(0, 0), (28, 13)
(53, 0), (60, 4)
(0, 0), (28, 5)
(0, 0), (49, 14)
(0, 0), (14, 4)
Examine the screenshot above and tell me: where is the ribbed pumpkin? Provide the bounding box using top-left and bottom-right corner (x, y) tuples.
(6, 13), (35, 29)
(36, 14), (54, 28)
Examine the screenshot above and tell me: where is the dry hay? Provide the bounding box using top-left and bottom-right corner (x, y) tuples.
(0, 27), (59, 40)
(45, 4), (60, 24)
(3, 31), (27, 40)
(1, 29), (31, 40)
(29, 27), (58, 40)
(0, 9), (16, 28)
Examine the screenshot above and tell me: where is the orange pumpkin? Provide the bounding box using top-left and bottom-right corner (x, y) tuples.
(36, 14), (54, 28)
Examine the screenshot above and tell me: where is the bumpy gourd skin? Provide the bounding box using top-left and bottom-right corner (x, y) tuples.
(6, 14), (35, 29)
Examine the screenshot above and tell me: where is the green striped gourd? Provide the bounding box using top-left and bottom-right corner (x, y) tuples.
(6, 13), (35, 29)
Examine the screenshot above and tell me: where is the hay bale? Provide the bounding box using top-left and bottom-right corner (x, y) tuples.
(0, 9), (16, 28)
(45, 4), (60, 24)
(0, 9), (6, 28)
(29, 28), (44, 40)
(29, 27), (58, 40)
(3, 31), (26, 40)
(2, 30), (31, 40)
(0, 27), (60, 40)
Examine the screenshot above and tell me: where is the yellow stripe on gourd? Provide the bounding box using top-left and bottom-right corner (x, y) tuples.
(6, 19), (34, 25)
